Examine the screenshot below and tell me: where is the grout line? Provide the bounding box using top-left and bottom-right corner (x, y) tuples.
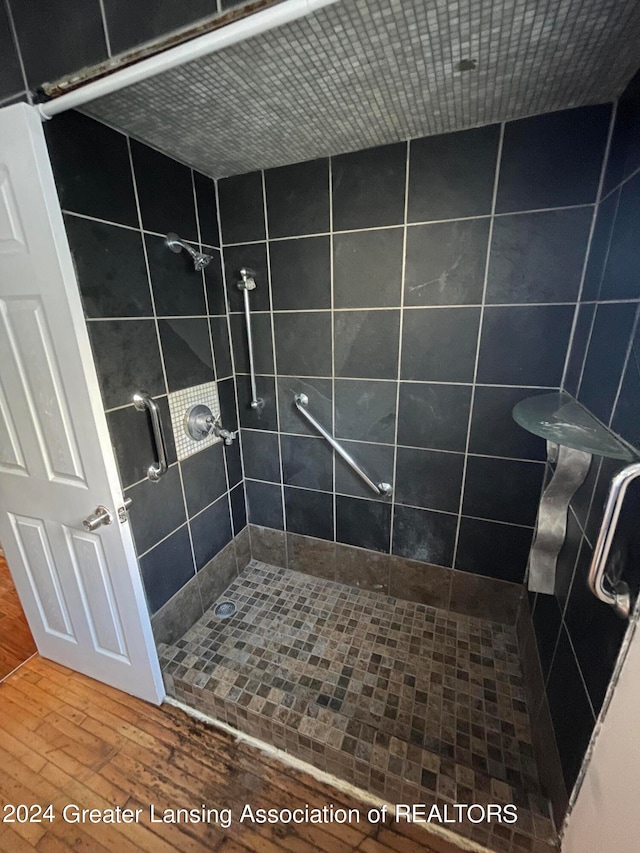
(214, 176), (247, 538)
(224, 372), (560, 390)
(137, 520), (189, 559)
(561, 102), (618, 391)
(97, 0), (112, 57)
(598, 162), (640, 205)
(261, 169), (287, 552)
(218, 201), (593, 246)
(127, 134), (197, 578)
(329, 155), (337, 546)
(192, 168), (235, 538)
(452, 122), (505, 570)
(607, 303), (640, 430)
(3, 0), (32, 104)
(242, 477), (536, 528)
(389, 139), (411, 558)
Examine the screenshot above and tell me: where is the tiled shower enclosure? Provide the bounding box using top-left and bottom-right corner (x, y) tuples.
(40, 47), (640, 853)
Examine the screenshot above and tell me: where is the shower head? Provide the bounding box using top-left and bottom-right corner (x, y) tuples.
(166, 232), (212, 271)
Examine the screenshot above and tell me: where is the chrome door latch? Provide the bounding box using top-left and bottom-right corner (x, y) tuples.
(117, 498), (133, 524)
(83, 498), (132, 530)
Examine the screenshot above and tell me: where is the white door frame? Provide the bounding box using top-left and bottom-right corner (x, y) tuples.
(0, 102), (164, 704)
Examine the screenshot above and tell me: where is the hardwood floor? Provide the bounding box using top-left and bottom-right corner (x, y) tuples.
(0, 556), (37, 682)
(0, 657), (468, 853)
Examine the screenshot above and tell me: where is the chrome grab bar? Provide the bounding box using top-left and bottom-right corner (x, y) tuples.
(588, 461), (640, 619)
(132, 391), (168, 482)
(237, 268), (260, 410)
(294, 393), (392, 497)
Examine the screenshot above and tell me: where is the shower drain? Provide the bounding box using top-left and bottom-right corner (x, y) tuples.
(213, 600), (237, 619)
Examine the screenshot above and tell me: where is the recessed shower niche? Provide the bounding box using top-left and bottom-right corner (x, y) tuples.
(35, 2), (640, 851)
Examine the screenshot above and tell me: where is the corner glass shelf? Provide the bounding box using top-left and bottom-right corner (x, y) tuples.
(513, 393), (637, 597)
(513, 392), (636, 461)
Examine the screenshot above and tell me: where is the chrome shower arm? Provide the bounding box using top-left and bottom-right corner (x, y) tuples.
(166, 232), (212, 271)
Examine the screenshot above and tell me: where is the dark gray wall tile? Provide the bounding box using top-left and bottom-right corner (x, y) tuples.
(230, 483), (247, 534)
(397, 383), (472, 452)
(66, 215), (152, 318)
(218, 171), (265, 244)
(246, 480), (283, 529)
(578, 303), (637, 424)
(210, 316), (233, 379)
(332, 142), (406, 230)
(401, 307), (480, 382)
(127, 464), (186, 554)
(599, 171), (640, 301)
(236, 374), (277, 431)
(230, 312), (274, 375)
(462, 457), (544, 526)
(241, 429), (281, 483)
(274, 311), (332, 376)
(46, 111), (138, 227)
(107, 398), (176, 488)
(103, 0), (215, 55)
(408, 124), (500, 221)
(496, 105), (611, 213)
(158, 317), (214, 391)
(265, 158), (330, 238)
(404, 219), (490, 307)
(602, 68), (640, 195)
(190, 495), (233, 570)
(146, 233), (207, 317)
(284, 487), (334, 540)
(455, 516), (533, 583)
(194, 170), (219, 248)
(334, 310), (400, 379)
(546, 626), (596, 791)
(203, 251), (226, 315)
(392, 505), (456, 566)
(130, 140), (197, 240)
(0, 2), (23, 99)
(269, 237), (331, 310)
(477, 305), (574, 386)
(11, 0), (107, 88)
(222, 243), (270, 312)
(487, 208), (592, 304)
(395, 447), (464, 513)
(181, 441), (227, 516)
(139, 526), (195, 614)
(469, 386), (547, 461)
(563, 304), (596, 398)
(335, 441), (394, 500)
(334, 229), (403, 308)
(87, 319), (165, 409)
(334, 378), (396, 444)
(335, 496), (391, 553)
(281, 434), (333, 491)
(277, 377), (332, 436)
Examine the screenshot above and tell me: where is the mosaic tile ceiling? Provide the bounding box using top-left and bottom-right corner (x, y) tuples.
(83, 0), (640, 178)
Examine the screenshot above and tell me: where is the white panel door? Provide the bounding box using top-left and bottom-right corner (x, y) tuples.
(0, 103), (164, 704)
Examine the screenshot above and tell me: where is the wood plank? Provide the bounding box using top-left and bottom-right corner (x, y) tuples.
(0, 657), (465, 853)
(0, 557), (37, 682)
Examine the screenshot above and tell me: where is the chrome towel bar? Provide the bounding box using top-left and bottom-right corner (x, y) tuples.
(294, 393), (392, 497)
(588, 461), (640, 619)
(133, 390), (168, 481)
(237, 268), (260, 410)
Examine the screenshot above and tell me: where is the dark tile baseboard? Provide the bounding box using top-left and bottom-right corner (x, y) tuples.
(516, 593), (568, 827)
(249, 524), (523, 625)
(151, 526), (251, 645)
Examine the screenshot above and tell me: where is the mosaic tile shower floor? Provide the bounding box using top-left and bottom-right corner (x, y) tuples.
(159, 561), (556, 852)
